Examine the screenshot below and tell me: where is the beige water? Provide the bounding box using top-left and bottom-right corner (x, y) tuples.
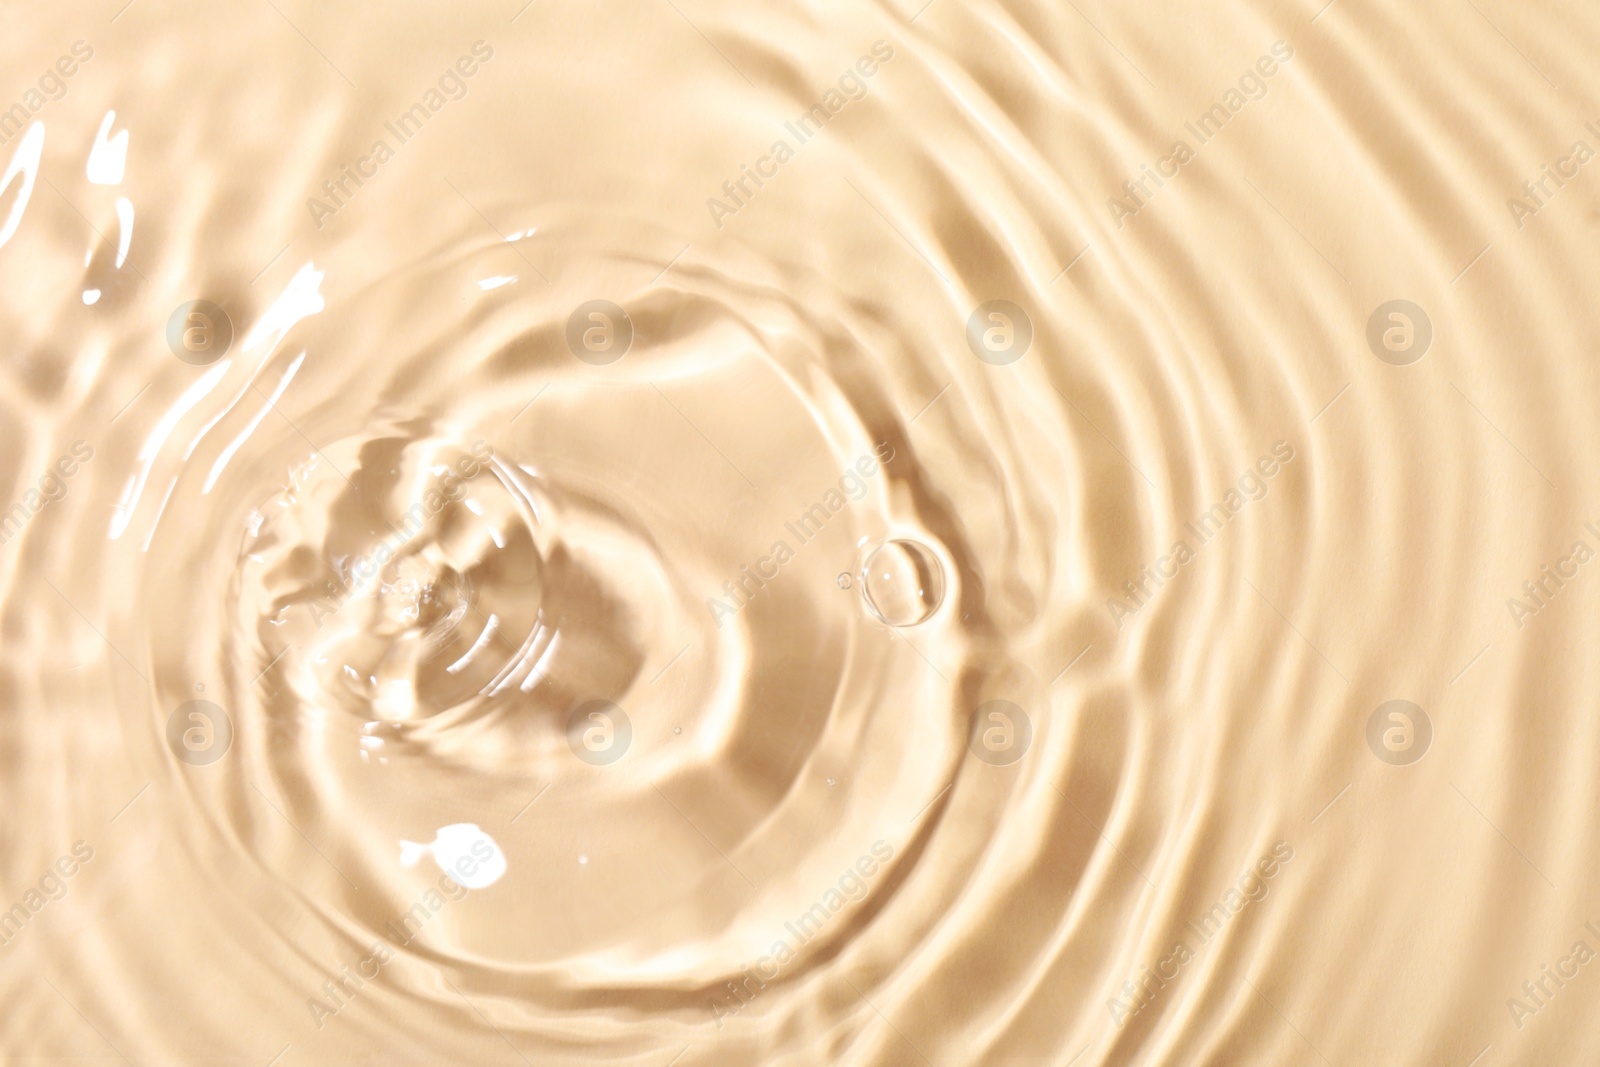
(2, 1), (1599, 1064)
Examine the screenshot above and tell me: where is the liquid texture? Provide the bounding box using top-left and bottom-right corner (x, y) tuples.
(1, 3), (1598, 1065)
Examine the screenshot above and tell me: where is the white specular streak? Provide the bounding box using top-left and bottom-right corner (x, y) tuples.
(204, 352), (306, 493)
(109, 360), (233, 539)
(140, 477), (179, 553)
(519, 631), (560, 692)
(110, 264), (327, 539)
(0, 123), (44, 251)
(146, 347), (307, 543)
(139, 353), (301, 548)
(446, 614), (499, 674)
(242, 262), (325, 355)
(86, 111), (128, 185)
(114, 197), (133, 266)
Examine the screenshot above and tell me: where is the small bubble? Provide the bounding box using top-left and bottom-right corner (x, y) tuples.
(195, 683), (204, 692)
(672, 726), (682, 735)
(826, 777), (836, 786)
(836, 573), (853, 590)
(861, 540), (945, 626)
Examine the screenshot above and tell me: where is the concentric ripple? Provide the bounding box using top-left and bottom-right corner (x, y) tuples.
(4, 2), (1599, 1065)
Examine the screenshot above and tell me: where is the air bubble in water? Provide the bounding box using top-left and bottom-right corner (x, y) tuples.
(860, 539), (944, 626)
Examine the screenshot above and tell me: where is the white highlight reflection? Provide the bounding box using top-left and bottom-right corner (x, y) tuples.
(399, 824), (506, 888)
(0, 123), (44, 251)
(242, 262), (325, 355)
(204, 352), (305, 493)
(114, 196), (133, 267)
(109, 360), (232, 539)
(86, 111), (128, 185)
(446, 614), (498, 674)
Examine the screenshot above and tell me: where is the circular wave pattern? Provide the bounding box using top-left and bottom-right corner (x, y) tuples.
(114, 209), (988, 1052)
(3, 2), (1597, 1065)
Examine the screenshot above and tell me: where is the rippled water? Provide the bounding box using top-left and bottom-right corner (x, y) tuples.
(3, 2), (1599, 1064)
